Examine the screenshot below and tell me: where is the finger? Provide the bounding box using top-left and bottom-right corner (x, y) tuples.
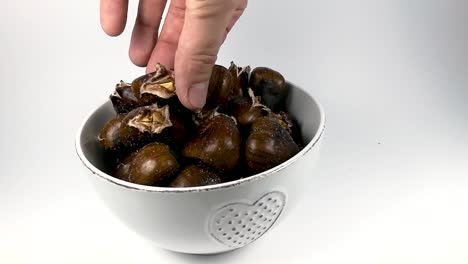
(100, 0), (129, 36)
(146, 0), (186, 73)
(129, 0), (167, 67)
(175, 0), (238, 110)
(223, 0), (247, 41)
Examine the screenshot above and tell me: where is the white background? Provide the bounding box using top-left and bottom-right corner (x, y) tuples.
(1, 0), (467, 263)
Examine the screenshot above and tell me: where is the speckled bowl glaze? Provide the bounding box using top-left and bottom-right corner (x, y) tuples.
(75, 83), (325, 254)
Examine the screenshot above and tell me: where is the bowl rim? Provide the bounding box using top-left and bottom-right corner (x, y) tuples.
(75, 83), (326, 193)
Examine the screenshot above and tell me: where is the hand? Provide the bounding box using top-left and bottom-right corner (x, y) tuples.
(100, 0), (248, 110)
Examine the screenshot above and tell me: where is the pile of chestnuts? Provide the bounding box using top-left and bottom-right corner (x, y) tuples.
(98, 62), (304, 187)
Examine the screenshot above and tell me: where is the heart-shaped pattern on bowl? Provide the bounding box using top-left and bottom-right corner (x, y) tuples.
(209, 191), (286, 248)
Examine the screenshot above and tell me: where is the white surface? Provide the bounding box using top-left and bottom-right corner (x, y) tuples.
(1, 0), (467, 263)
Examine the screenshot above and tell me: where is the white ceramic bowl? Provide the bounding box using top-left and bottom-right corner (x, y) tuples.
(75, 83), (325, 254)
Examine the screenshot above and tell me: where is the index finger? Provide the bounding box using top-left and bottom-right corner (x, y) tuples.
(174, 0), (237, 110)
(100, 0), (129, 36)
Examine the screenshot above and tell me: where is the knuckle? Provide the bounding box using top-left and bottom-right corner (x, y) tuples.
(181, 52), (217, 69)
(238, 0), (248, 10)
(176, 51), (217, 80)
(170, 3), (186, 20)
(187, 0), (237, 18)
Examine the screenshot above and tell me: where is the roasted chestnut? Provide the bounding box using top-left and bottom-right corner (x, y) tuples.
(110, 81), (139, 114)
(245, 116), (299, 173)
(204, 65), (234, 110)
(169, 164), (222, 187)
(182, 115), (241, 172)
(249, 67), (289, 112)
(118, 104), (172, 150)
(131, 63), (176, 101)
(98, 114), (126, 151)
(228, 62), (251, 97)
(113, 150), (138, 180)
(272, 111), (293, 134)
(222, 89), (271, 128)
(127, 142), (180, 186)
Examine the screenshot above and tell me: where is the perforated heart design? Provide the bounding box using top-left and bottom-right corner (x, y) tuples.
(209, 191), (286, 248)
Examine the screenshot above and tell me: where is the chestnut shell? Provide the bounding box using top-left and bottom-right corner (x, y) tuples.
(98, 114), (126, 151)
(224, 96), (270, 128)
(245, 116), (299, 173)
(169, 164), (222, 187)
(228, 62), (251, 98)
(110, 81), (139, 114)
(127, 142), (180, 186)
(249, 67), (289, 112)
(182, 115), (241, 172)
(204, 65), (234, 110)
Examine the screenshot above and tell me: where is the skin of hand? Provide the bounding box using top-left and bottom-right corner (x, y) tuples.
(100, 0), (248, 111)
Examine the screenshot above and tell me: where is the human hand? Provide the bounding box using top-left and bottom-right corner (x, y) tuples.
(100, 0), (247, 110)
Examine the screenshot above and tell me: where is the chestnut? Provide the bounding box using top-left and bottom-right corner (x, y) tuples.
(204, 65), (234, 110)
(228, 62), (251, 97)
(98, 114), (126, 151)
(182, 115), (241, 172)
(113, 150), (138, 181)
(160, 101), (194, 149)
(222, 90), (271, 128)
(249, 67), (289, 112)
(131, 63), (176, 100)
(169, 164), (222, 187)
(245, 116), (299, 173)
(110, 81), (139, 114)
(289, 118), (305, 149)
(272, 111), (293, 134)
(127, 142), (180, 186)
(118, 104), (172, 150)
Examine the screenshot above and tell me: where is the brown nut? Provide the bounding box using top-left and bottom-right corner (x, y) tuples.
(289, 118), (305, 149)
(271, 111), (294, 134)
(245, 116), (299, 173)
(163, 97), (194, 145)
(204, 65), (234, 110)
(127, 142), (180, 186)
(249, 67), (289, 112)
(98, 114), (126, 151)
(182, 114), (241, 172)
(113, 150), (139, 181)
(131, 63), (176, 106)
(223, 90), (271, 128)
(110, 81), (139, 114)
(228, 62), (251, 98)
(169, 164), (222, 187)
(119, 104), (173, 149)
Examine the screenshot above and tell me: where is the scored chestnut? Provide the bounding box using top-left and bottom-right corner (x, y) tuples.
(182, 114), (241, 172)
(110, 81), (139, 114)
(131, 63), (176, 101)
(203, 65), (234, 111)
(249, 67), (289, 112)
(127, 142), (180, 186)
(169, 164), (222, 187)
(228, 61), (251, 98)
(118, 104), (173, 150)
(222, 88), (272, 128)
(245, 116), (299, 173)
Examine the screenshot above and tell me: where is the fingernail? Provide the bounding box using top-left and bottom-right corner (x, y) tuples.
(188, 82), (209, 110)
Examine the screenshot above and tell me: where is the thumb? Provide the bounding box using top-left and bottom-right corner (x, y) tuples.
(174, 0), (237, 110)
